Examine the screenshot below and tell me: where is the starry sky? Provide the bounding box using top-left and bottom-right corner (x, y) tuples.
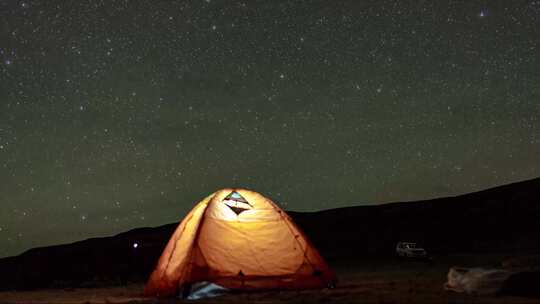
(1, 0), (539, 257)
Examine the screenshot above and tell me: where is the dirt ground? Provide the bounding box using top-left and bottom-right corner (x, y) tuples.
(1, 255), (538, 304)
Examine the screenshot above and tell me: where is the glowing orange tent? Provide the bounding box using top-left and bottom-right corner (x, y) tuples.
(145, 188), (336, 297)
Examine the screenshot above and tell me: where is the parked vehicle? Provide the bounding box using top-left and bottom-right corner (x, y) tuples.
(396, 242), (428, 258)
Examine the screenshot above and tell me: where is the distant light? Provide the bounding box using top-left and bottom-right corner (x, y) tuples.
(133, 242), (139, 249)
(479, 9), (488, 18)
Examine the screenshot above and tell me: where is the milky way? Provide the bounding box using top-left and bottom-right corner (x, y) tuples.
(1, 0), (539, 257)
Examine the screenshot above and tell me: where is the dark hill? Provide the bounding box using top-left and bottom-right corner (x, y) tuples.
(1, 178), (539, 290)
(293, 177), (540, 258)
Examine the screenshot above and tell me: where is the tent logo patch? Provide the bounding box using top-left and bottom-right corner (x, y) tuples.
(223, 191), (252, 215)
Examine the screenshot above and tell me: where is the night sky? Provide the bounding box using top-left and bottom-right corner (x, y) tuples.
(1, 0), (539, 257)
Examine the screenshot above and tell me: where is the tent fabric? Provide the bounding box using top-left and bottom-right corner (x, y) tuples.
(145, 189), (336, 297)
(186, 282), (229, 300)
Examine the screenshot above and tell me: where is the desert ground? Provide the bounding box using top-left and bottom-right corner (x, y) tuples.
(1, 254), (538, 304)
